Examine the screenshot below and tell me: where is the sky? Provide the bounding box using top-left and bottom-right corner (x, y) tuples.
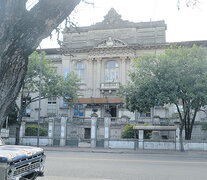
(40, 0), (207, 48)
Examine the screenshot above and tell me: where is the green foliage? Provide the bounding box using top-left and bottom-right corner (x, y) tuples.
(121, 123), (152, 139)
(120, 45), (207, 141)
(143, 123), (149, 126)
(144, 130), (152, 139)
(201, 122), (207, 131)
(6, 104), (18, 125)
(62, 71), (80, 105)
(22, 51), (80, 106)
(169, 113), (180, 120)
(25, 125), (48, 136)
(120, 45), (207, 113)
(121, 124), (137, 139)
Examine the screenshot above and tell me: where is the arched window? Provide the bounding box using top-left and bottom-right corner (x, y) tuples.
(105, 61), (119, 82)
(75, 62), (85, 83)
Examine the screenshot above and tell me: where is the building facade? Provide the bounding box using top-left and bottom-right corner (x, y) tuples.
(15, 8), (207, 145)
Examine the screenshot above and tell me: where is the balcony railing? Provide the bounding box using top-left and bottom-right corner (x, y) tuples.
(100, 82), (119, 90)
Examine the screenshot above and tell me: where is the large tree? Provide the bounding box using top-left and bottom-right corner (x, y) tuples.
(14, 51), (79, 144)
(0, 0), (81, 127)
(120, 45), (207, 151)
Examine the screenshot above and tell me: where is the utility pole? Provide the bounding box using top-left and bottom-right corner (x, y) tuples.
(37, 51), (43, 147)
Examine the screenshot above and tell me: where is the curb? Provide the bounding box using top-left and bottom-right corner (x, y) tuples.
(41, 147), (207, 156)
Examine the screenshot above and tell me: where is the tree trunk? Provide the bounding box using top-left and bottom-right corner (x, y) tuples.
(189, 109), (198, 140)
(0, 0), (81, 125)
(175, 103), (185, 152)
(15, 104), (25, 145)
(185, 110), (191, 140)
(179, 124), (184, 152)
(15, 123), (21, 145)
(0, 55), (28, 128)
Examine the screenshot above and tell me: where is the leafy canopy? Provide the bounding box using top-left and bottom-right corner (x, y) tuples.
(120, 45), (207, 114)
(23, 51), (80, 105)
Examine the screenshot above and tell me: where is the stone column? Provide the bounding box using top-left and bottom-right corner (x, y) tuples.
(104, 113), (111, 148)
(88, 58), (93, 96)
(138, 130), (144, 149)
(91, 112), (98, 148)
(48, 117), (54, 146)
(20, 120), (26, 144)
(60, 117), (67, 146)
(96, 58), (101, 96)
(121, 57), (126, 85)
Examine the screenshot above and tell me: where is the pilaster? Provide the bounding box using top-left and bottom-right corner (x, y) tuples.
(48, 117), (54, 146)
(60, 117), (67, 146)
(138, 130), (144, 149)
(20, 120), (26, 144)
(104, 113), (111, 148)
(91, 112), (98, 148)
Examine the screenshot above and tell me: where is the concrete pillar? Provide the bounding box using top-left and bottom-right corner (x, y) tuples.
(104, 113), (111, 148)
(91, 112), (98, 148)
(60, 117), (67, 146)
(138, 130), (144, 149)
(20, 120), (26, 144)
(48, 117), (54, 146)
(176, 128), (180, 141)
(174, 121), (180, 150)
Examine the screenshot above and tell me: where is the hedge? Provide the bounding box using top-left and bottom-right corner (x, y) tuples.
(25, 125), (48, 136)
(121, 123), (152, 139)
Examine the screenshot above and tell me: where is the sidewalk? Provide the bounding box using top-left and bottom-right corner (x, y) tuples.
(41, 146), (207, 156)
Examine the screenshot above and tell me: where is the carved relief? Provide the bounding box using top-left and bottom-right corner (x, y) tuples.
(120, 57), (127, 63)
(88, 58), (93, 64)
(95, 57), (102, 63)
(96, 37), (127, 48)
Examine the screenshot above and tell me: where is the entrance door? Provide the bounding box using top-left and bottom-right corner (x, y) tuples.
(84, 128), (91, 139)
(110, 105), (117, 117)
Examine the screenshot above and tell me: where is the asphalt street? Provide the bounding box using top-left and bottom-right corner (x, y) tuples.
(37, 149), (207, 180)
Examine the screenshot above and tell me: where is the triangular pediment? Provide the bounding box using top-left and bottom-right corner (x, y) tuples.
(96, 37), (127, 48)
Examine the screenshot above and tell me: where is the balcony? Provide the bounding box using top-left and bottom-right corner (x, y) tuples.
(100, 82), (119, 93)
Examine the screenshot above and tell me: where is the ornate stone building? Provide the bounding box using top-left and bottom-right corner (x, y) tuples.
(14, 8), (207, 146)
(59, 8), (166, 119)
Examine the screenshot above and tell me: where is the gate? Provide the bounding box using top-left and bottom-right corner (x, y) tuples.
(53, 118), (61, 146)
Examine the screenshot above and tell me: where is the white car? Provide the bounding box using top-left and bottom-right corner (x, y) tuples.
(0, 138), (45, 180)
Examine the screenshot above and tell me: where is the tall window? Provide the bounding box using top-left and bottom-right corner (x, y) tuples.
(48, 97), (57, 114)
(105, 61), (119, 82)
(75, 62), (85, 83)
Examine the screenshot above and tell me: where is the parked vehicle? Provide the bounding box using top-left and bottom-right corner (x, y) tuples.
(0, 137), (45, 180)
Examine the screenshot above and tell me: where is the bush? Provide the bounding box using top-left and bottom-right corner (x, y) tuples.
(121, 124), (136, 139)
(25, 125), (48, 136)
(121, 123), (152, 139)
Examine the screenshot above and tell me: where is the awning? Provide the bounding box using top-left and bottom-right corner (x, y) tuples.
(133, 126), (177, 131)
(76, 97), (123, 104)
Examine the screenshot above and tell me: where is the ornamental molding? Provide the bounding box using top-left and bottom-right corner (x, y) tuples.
(96, 37), (127, 48)
(88, 48), (134, 58)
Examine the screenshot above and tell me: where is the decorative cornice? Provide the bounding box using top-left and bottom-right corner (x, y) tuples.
(43, 40), (207, 57)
